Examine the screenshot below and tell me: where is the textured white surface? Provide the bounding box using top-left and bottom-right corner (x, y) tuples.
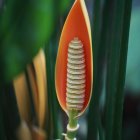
(66, 38), (86, 110)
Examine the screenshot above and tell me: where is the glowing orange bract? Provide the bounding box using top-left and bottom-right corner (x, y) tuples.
(55, 0), (93, 116)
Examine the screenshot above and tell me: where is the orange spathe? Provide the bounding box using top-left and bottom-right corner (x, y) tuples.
(55, 0), (93, 117)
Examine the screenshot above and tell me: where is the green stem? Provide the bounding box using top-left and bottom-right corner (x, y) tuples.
(105, 0), (132, 140)
(45, 37), (60, 139)
(112, 0), (132, 139)
(87, 0), (111, 139)
(87, 1), (101, 139)
(66, 110), (79, 140)
(45, 42), (59, 139)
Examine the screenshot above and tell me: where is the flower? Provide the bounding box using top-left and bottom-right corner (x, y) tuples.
(55, 0), (93, 117)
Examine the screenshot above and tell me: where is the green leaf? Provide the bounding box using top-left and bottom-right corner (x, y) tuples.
(0, 0), (54, 83)
(59, 0), (72, 14)
(105, 0), (132, 140)
(87, 0), (101, 139)
(45, 38), (60, 139)
(87, 0), (111, 139)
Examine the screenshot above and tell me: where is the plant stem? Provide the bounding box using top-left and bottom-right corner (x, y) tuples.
(105, 0), (132, 140)
(87, 0), (101, 139)
(87, 0), (111, 139)
(45, 39), (60, 139)
(112, 0), (132, 139)
(66, 110), (79, 140)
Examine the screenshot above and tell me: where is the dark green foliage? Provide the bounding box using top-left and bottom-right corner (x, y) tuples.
(45, 39), (60, 139)
(88, 0), (132, 140)
(0, 83), (21, 140)
(0, 86), (6, 140)
(105, 0), (132, 140)
(0, 0), (73, 84)
(0, 0), (72, 139)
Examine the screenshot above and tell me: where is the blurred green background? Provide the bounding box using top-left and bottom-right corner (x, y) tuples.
(0, 0), (140, 140)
